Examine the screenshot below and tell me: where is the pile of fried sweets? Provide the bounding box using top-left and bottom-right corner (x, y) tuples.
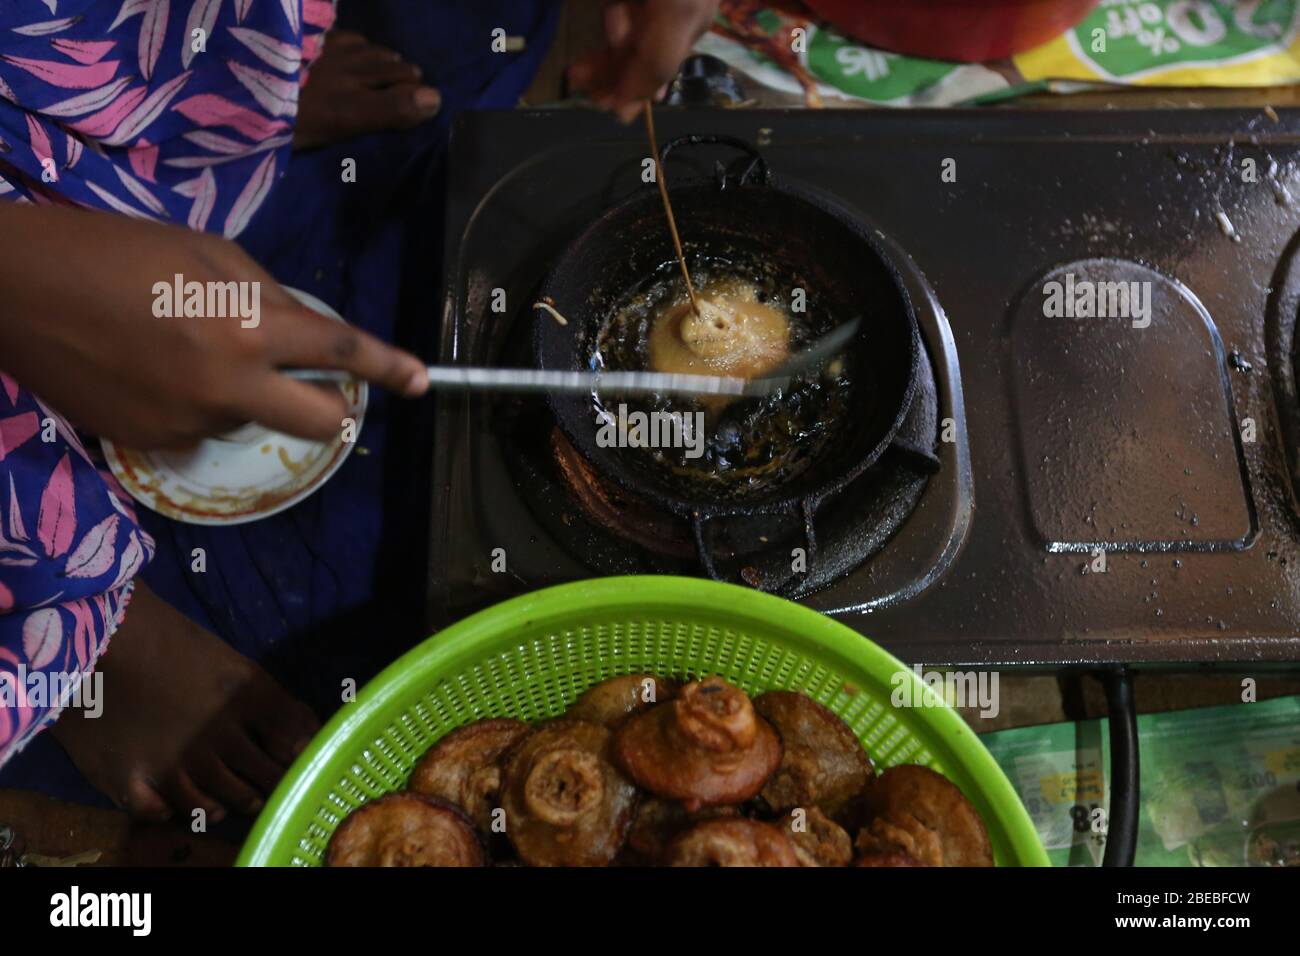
(327, 675), (993, 867)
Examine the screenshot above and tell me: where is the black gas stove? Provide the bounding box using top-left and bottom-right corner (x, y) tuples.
(427, 107), (1300, 668)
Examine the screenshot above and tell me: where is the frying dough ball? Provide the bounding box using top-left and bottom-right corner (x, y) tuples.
(407, 717), (528, 831)
(621, 797), (739, 865)
(665, 818), (800, 867)
(567, 674), (679, 727)
(780, 805), (854, 867)
(860, 765), (993, 867)
(753, 690), (874, 820)
(648, 279), (789, 381)
(500, 719), (639, 867)
(326, 793), (484, 867)
(613, 676), (782, 813)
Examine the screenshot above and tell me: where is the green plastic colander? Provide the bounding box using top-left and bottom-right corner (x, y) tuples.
(238, 577), (1048, 866)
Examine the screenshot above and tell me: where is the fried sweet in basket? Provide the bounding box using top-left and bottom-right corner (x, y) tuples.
(408, 717), (529, 832)
(665, 818), (800, 867)
(613, 677), (781, 813)
(852, 850), (925, 867)
(500, 719), (639, 866)
(567, 674), (679, 727)
(326, 793), (484, 867)
(753, 690), (874, 820)
(780, 805), (854, 867)
(620, 796), (740, 864)
(857, 765), (993, 867)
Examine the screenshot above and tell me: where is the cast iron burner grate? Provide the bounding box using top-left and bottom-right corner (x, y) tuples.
(428, 116), (971, 628)
(499, 326), (940, 597)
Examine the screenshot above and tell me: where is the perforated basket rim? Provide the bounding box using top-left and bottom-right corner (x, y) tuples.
(237, 576), (1049, 867)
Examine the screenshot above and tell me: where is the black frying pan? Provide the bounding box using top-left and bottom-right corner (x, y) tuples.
(535, 135), (921, 523)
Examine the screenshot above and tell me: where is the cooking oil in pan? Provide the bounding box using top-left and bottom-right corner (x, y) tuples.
(592, 257), (862, 498)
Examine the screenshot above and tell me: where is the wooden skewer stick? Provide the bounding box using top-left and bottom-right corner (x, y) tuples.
(644, 100), (701, 318)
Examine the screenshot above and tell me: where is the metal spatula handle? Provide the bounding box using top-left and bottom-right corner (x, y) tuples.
(424, 366), (767, 397)
(288, 365), (781, 397)
(286, 319), (860, 399)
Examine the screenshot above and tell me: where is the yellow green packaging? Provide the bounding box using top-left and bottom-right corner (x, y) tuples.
(1017, 0), (1300, 87)
(699, 2), (1300, 110)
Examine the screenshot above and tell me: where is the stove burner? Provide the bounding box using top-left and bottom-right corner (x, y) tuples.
(550, 427), (697, 560)
(432, 108), (1300, 665)
(502, 342), (940, 597)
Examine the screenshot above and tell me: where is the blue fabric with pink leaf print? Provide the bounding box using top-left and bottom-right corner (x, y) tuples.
(0, 0), (561, 796)
(0, 372), (156, 764)
(0, 0), (335, 765)
(0, 0), (335, 236)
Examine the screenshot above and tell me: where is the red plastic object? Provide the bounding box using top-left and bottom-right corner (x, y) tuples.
(800, 0), (1100, 62)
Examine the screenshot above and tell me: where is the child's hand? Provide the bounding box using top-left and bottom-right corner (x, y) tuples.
(568, 0), (720, 122)
(294, 30), (441, 151)
(0, 204), (427, 449)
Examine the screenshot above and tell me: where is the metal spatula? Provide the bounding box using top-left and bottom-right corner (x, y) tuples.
(286, 319), (860, 399)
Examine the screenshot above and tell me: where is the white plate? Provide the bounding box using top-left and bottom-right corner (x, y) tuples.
(102, 288), (368, 526)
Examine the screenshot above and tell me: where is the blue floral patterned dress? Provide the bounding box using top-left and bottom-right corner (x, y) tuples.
(0, 0), (337, 764)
